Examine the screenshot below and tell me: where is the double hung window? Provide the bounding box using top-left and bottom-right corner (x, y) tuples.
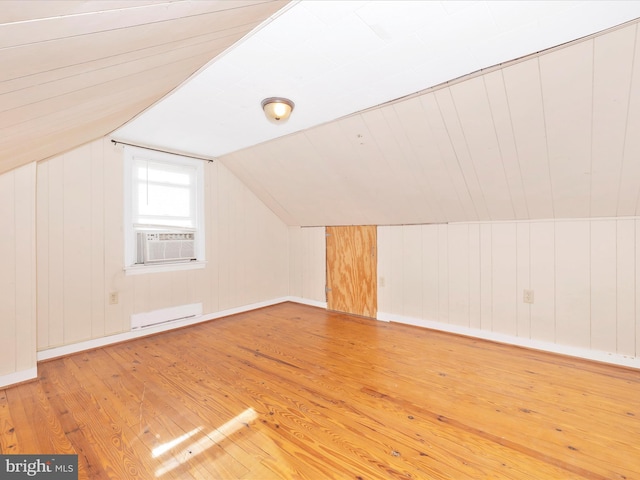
(124, 146), (205, 273)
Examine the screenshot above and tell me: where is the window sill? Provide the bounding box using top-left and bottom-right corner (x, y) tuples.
(124, 261), (206, 276)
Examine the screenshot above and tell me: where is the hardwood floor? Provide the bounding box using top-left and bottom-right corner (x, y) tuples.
(1, 302), (639, 479)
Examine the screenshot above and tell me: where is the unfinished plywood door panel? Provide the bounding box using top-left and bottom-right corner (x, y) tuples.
(326, 226), (377, 318)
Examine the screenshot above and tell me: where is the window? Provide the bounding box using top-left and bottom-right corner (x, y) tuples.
(124, 146), (205, 273)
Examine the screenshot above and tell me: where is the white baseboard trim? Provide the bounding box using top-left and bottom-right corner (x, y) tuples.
(37, 297), (293, 362)
(377, 311), (640, 370)
(285, 296), (327, 309)
(0, 367), (38, 389)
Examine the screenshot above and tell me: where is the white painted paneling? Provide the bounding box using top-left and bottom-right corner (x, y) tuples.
(590, 221), (617, 352)
(502, 58), (554, 219)
(89, 140), (106, 339)
(377, 218), (639, 363)
(0, 170), (17, 375)
(390, 226), (404, 315)
(591, 25), (636, 217)
(216, 20), (640, 229)
(437, 224), (449, 323)
(216, 164), (233, 310)
(468, 224), (481, 329)
(450, 77), (514, 221)
(288, 227), (302, 299)
(402, 225), (423, 319)
(36, 161), (49, 349)
(14, 164), (36, 372)
(516, 223), (531, 338)
(289, 226), (326, 303)
(555, 221), (591, 348)
(202, 162), (216, 314)
(540, 41), (592, 218)
(617, 219), (635, 356)
(389, 101), (451, 222)
(448, 224), (469, 327)
(103, 141), (127, 336)
(376, 226), (390, 314)
(617, 26), (640, 216)
(306, 227), (326, 302)
(491, 223), (518, 335)
(422, 94), (478, 222)
(0, 1), (286, 175)
(480, 223), (492, 331)
(46, 155), (65, 347)
(435, 88), (488, 221)
(530, 222), (556, 343)
(483, 70), (529, 220)
(0, 164), (36, 378)
(421, 225), (439, 322)
(63, 145), (93, 344)
(636, 220), (640, 357)
(35, 138), (290, 352)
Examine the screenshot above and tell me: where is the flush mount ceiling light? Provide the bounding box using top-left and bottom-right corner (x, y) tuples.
(261, 97), (294, 124)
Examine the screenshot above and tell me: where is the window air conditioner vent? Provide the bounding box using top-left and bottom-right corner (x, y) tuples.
(136, 231), (196, 264)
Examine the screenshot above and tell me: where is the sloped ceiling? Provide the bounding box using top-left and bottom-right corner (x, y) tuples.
(111, 1), (640, 226)
(5, 1), (640, 228)
(0, 0), (287, 175)
(222, 19), (640, 226)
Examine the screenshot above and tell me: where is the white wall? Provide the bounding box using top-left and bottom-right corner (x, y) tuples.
(0, 163), (37, 384)
(378, 220), (640, 367)
(4, 136), (639, 385)
(289, 226), (326, 305)
(36, 138), (290, 351)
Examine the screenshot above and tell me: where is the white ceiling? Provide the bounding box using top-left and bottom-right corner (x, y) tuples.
(114, 1), (640, 159)
(5, 1), (640, 227)
(0, 0), (286, 175)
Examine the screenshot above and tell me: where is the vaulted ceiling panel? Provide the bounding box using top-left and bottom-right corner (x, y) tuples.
(0, 1), (168, 24)
(540, 40), (593, 219)
(621, 23), (640, 216)
(434, 88), (491, 221)
(374, 104), (445, 224)
(387, 100), (453, 223)
(217, 15), (640, 227)
(420, 93), (480, 222)
(4, 1), (640, 228)
(304, 121), (380, 225)
(222, 148), (297, 226)
(501, 58), (554, 219)
(591, 24), (636, 218)
(335, 115), (409, 224)
(0, 0), (288, 175)
(482, 70), (529, 220)
(0, 51), (219, 173)
(450, 77), (515, 221)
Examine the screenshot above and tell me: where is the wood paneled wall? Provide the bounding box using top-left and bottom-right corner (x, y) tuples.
(35, 138), (289, 351)
(0, 163), (36, 379)
(288, 226), (326, 303)
(378, 220), (640, 361)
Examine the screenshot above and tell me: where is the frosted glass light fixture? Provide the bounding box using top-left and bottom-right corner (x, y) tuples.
(261, 97), (294, 124)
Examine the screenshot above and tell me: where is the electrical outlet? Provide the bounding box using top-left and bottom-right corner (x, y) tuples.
(523, 289), (534, 304)
(109, 292), (119, 305)
(379, 276), (385, 287)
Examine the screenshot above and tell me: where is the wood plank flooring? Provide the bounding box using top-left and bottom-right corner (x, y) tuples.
(1, 302), (639, 479)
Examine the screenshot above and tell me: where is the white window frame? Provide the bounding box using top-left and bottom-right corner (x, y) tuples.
(123, 145), (206, 275)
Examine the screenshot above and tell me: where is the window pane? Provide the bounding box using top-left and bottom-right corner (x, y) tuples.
(137, 183), (192, 220)
(135, 160), (194, 186)
(136, 216), (193, 228)
(125, 146), (204, 267)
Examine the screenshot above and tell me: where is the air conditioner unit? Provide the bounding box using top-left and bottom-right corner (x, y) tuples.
(136, 231), (196, 264)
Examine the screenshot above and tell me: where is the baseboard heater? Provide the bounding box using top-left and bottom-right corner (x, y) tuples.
(131, 303), (203, 329)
